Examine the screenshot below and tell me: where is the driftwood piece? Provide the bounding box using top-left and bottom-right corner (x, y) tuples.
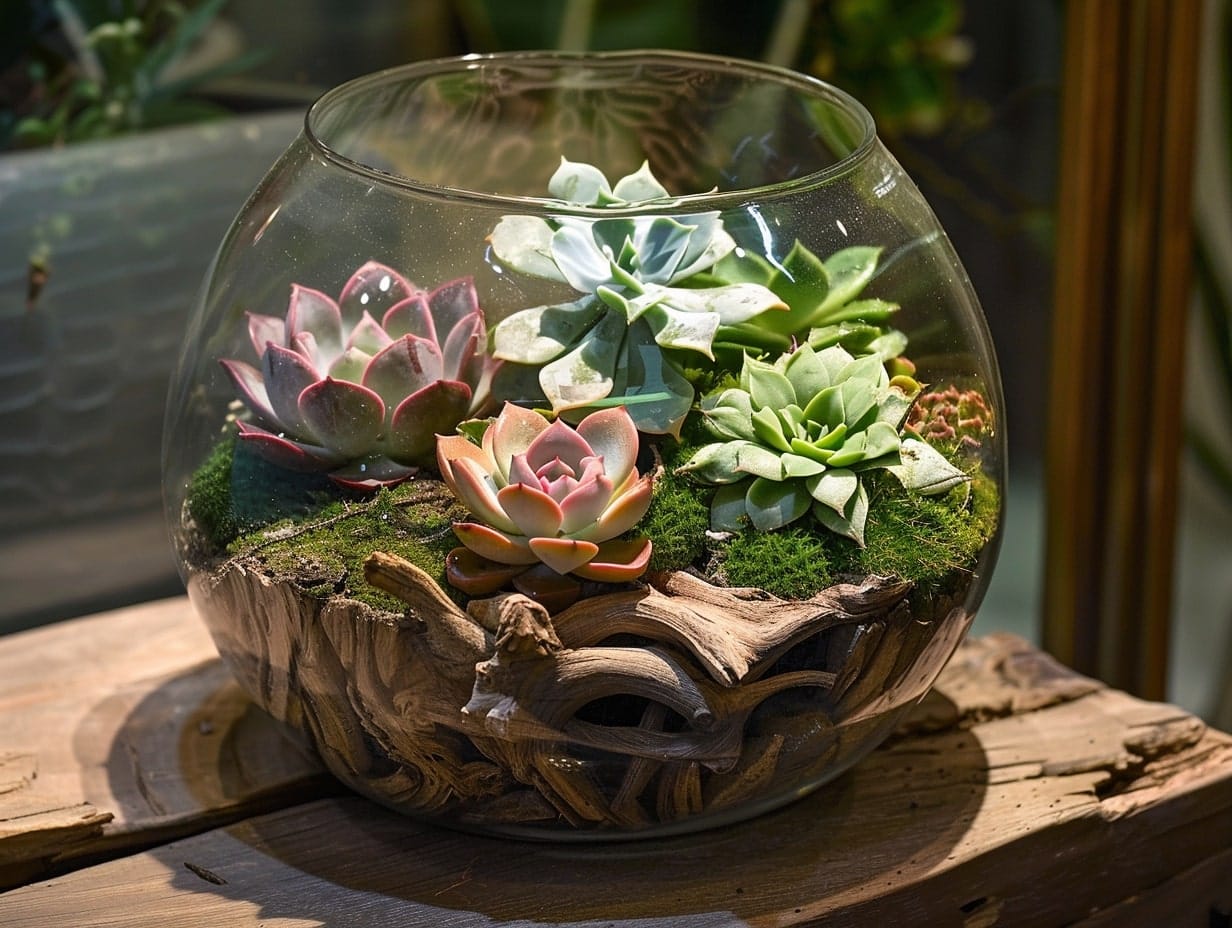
(552, 570), (913, 686)
(360, 553), (917, 828)
(193, 557), (505, 816)
(189, 542), (952, 831)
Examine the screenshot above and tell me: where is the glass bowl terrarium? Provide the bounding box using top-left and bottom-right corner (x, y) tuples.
(163, 51), (1004, 839)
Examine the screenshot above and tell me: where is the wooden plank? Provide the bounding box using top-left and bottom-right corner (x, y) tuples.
(0, 597), (331, 887)
(1070, 846), (1232, 926)
(1, 631), (1229, 926)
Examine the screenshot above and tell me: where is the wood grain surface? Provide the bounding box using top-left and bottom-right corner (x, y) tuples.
(1, 598), (1230, 926)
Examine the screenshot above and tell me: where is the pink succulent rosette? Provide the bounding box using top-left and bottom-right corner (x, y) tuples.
(436, 403), (654, 607)
(221, 261), (497, 490)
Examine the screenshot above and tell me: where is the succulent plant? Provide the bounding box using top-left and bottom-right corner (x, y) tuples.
(712, 239), (907, 364)
(221, 261), (497, 490)
(436, 403), (654, 608)
(905, 385), (993, 450)
(678, 344), (969, 545)
(488, 158), (785, 436)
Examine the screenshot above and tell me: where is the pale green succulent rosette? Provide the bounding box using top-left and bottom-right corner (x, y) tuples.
(679, 344), (970, 546)
(488, 159), (785, 436)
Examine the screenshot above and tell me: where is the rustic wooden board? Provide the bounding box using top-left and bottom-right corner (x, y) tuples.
(0, 597), (331, 887)
(1, 612), (1229, 927)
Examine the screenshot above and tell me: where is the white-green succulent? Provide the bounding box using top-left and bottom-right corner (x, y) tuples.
(488, 158), (785, 436)
(678, 344), (969, 545)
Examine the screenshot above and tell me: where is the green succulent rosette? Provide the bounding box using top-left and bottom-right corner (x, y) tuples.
(679, 344), (969, 545)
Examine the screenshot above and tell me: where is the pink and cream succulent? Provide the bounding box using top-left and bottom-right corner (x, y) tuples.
(436, 404), (654, 607)
(221, 261), (497, 490)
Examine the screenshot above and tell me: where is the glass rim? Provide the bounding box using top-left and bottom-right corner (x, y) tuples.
(303, 49), (878, 213)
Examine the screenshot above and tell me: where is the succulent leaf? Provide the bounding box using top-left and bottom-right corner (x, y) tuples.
(677, 441), (748, 485)
(246, 312), (286, 357)
(608, 162), (670, 203)
(528, 537), (601, 575)
(446, 548), (527, 596)
(538, 307), (627, 412)
(498, 483), (566, 539)
(812, 480), (870, 546)
(491, 299), (603, 365)
(488, 214), (564, 281)
(234, 420), (343, 471)
(887, 437), (970, 494)
(805, 468), (859, 514)
(221, 262), (497, 488)
(816, 246), (883, 317)
(715, 241), (909, 370)
(701, 388), (758, 442)
(327, 455), (418, 491)
(453, 521), (539, 565)
(219, 359), (276, 424)
(385, 380), (473, 464)
(558, 472), (616, 534)
(571, 537), (653, 581)
(381, 294), (436, 342)
(487, 160), (781, 434)
(338, 261), (416, 319)
(745, 359), (797, 410)
(746, 478), (812, 532)
(681, 346), (970, 543)
(575, 405), (640, 487)
(297, 378), (384, 458)
(734, 444), (786, 481)
(436, 405), (654, 601)
(709, 482), (751, 531)
(287, 285), (345, 358)
(643, 302), (720, 356)
(608, 321), (695, 437)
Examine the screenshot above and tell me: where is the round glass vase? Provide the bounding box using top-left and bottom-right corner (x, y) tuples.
(164, 50), (1005, 840)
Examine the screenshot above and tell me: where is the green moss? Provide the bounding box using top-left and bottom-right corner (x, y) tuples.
(639, 439), (710, 572)
(227, 481), (467, 612)
(831, 469), (1001, 597)
(186, 436), (241, 551)
(716, 467), (1000, 601)
(187, 423), (1000, 613)
(186, 436), (352, 555)
(718, 525), (836, 599)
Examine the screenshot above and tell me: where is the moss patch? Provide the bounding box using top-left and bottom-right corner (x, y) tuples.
(711, 468), (999, 601)
(717, 525), (835, 599)
(828, 469), (1000, 600)
(187, 436), (241, 549)
(187, 426), (1001, 611)
(639, 469), (710, 573)
(227, 480), (466, 612)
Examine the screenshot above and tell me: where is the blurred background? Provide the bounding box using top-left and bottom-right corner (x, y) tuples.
(1, 0), (1227, 725)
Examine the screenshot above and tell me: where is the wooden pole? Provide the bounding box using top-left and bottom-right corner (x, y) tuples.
(1043, 0), (1202, 699)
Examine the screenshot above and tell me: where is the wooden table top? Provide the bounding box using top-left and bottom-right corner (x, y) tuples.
(1, 596), (1230, 926)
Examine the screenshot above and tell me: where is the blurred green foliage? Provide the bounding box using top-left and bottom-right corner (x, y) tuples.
(803, 0), (970, 137)
(455, 0), (970, 139)
(1, 0), (260, 149)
